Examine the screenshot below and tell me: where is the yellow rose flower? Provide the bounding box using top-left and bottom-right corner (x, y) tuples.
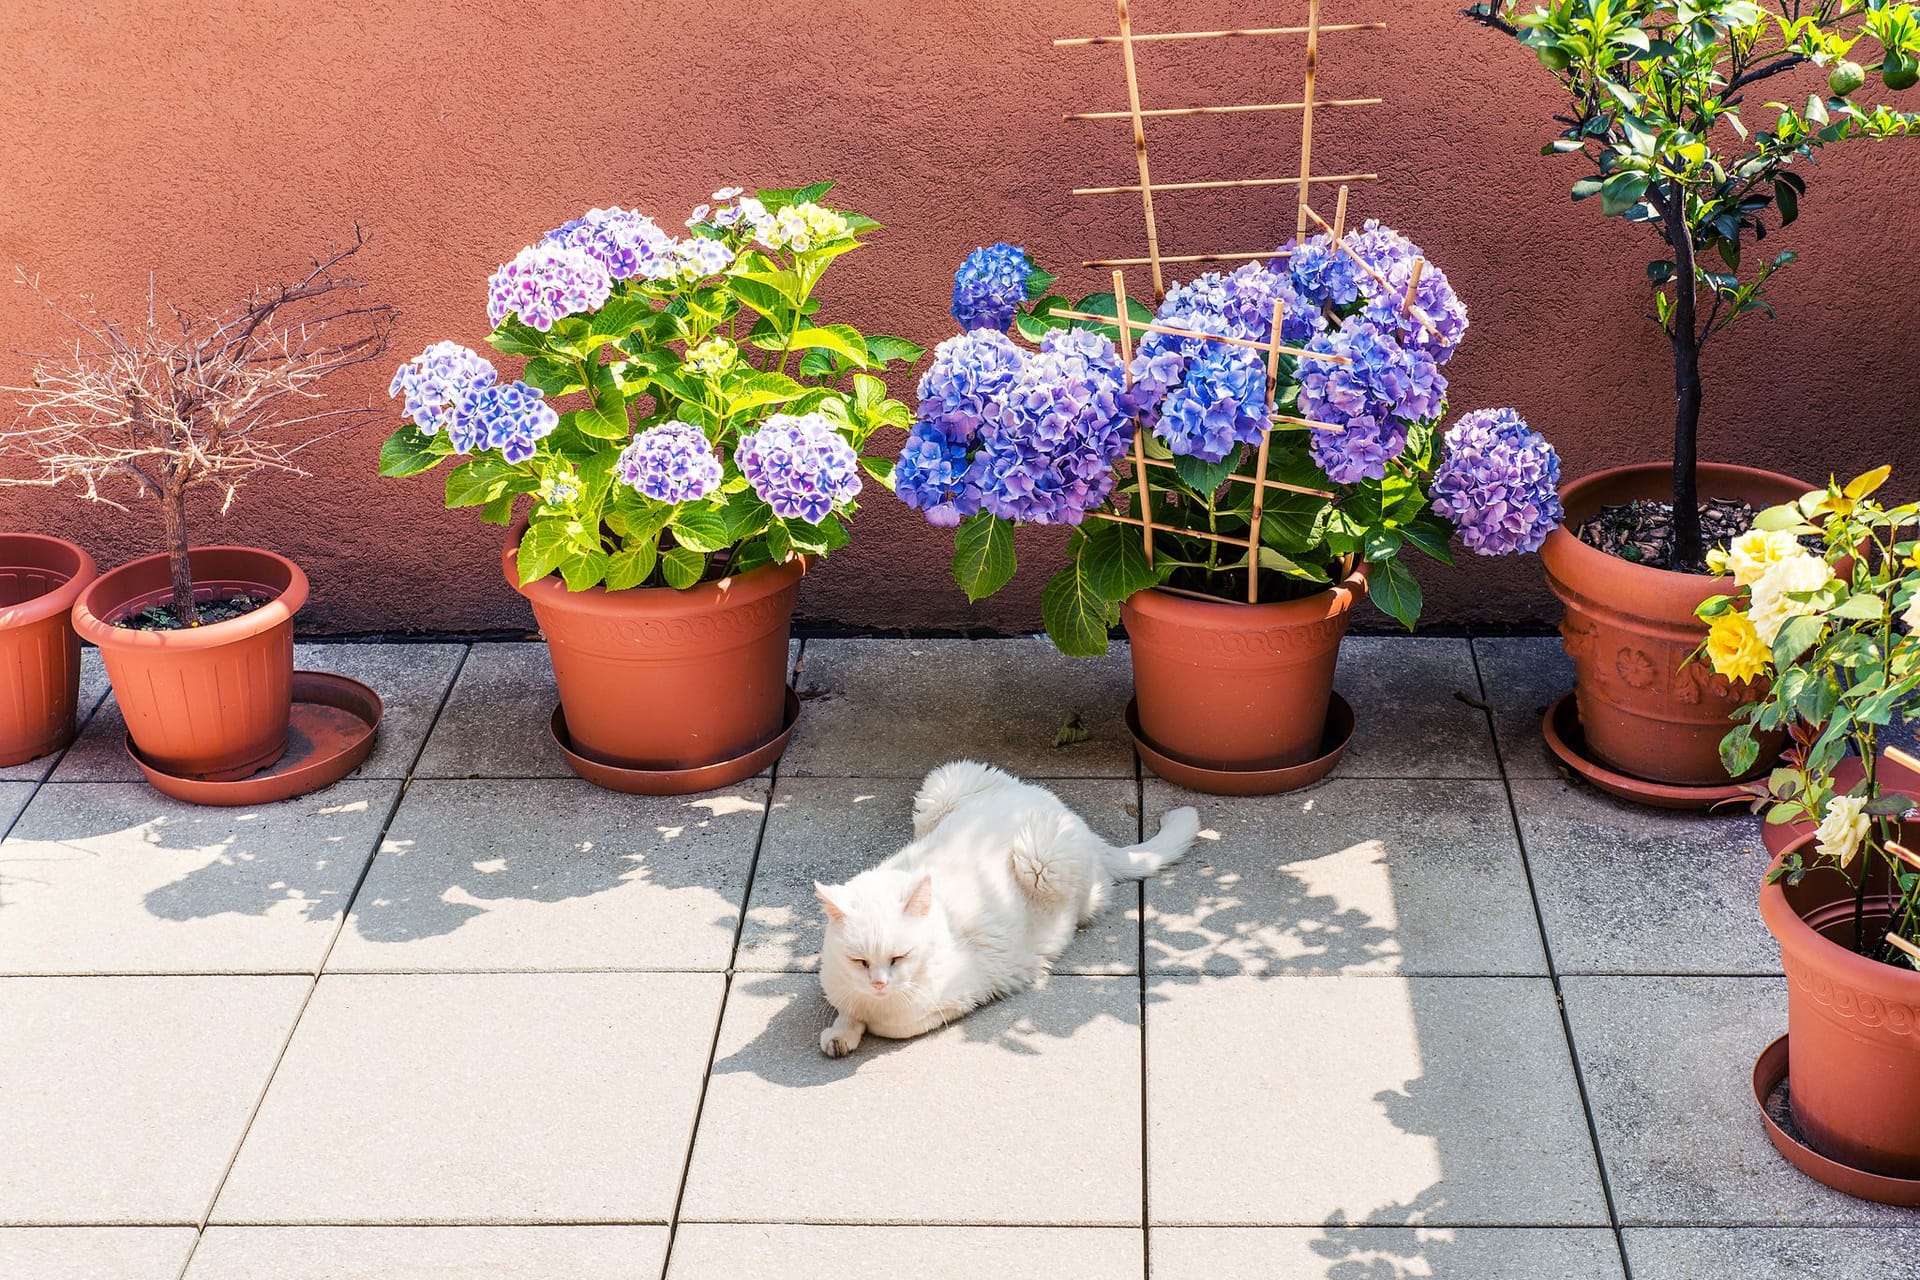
(1706, 610), (1771, 684)
(1724, 529), (1803, 588)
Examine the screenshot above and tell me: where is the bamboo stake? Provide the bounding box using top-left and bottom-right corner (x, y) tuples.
(1332, 183), (1349, 243)
(1073, 172), (1377, 196)
(1229, 472), (1336, 500)
(1048, 307), (1349, 365)
(1247, 296), (1286, 604)
(1066, 97), (1381, 121)
(1402, 257), (1427, 312)
(1890, 842), (1920, 873)
(1297, 200), (1446, 341)
(1113, 0), (1165, 298)
(1296, 0), (1322, 237)
(1889, 745), (1920, 773)
(1054, 21), (1387, 46)
(1114, 269), (1155, 569)
(1086, 508), (1255, 549)
(1888, 931), (1920, 965)
(1086, 249), (1279, 268)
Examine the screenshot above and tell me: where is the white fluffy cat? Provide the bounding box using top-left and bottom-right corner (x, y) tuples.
(813, 760), (1200, 1057)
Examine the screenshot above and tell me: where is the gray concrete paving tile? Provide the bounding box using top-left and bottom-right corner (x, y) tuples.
(1151, 1226), (1625, 1278)
(735, 777), (1141, 975)
(682, 972), (1141, 1224)
(185, 1225), (668, 1278)
(782, 638), (1136, 778)
(212, 972), (722, 1224)
(332, 779), (765, 972)
(1512, 780), (1774, 975)
(0, 649), (107, 783)
(0, 781), (32, 833)
(1144, 779), (1547, 976)
(0, 780), (398, 974)
(1146, 975), (1608, 1226)
(1562, 976), (1918, 1225)
(1333, 638), (1500, 779)
(292, 641), (465, 778)
(413, 643), (570, 778)
(666, 1224), (1145, 1279)
(0, 1227), (198, 1279)
(1624, 1227), (1920, 1278)
(0, 975), (308, 1224)
(1473, 636), (1576, 779)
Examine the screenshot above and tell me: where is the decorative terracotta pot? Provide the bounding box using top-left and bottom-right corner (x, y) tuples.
(1540, 462), (1810, 786)
(1762, 831), (1920, 1180)
(0, 534), (97, 766)
(1120, 564), (1368, 771)
(71, 547), (308, 781)
(504, 522), (803, 777)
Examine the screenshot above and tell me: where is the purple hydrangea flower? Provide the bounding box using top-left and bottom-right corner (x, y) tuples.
(1282, 233), (1363, 310)
(737, 412), (862, 524)
(615, 420), (723, 505)
(673, 236), (735, 279)
(951, 243), (1035, 332)
(973, 328), (1133, 525)
(1344, 220), (1469, 362)
(893, 422), (982, 527)
(388, 341), (498, 435)
(915, 328), (1026, 445)
(486, 243), (613, 331)
(542, 207), (678, 283)
(1298, 318), (1446, 484)
(449, 381), (558, 463)
(1429, 408), (1564, 555)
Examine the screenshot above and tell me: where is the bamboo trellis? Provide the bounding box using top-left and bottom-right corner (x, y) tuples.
(1052, 0), (1438, 603)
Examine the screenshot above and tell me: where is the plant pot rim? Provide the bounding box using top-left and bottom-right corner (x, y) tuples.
(0, 533), (97, 631)
(1759, 838), (1920, 998)
(1125, 560), (1370, 622)
(501, 517), (805, 612)
(71, 545), (309, 651)
(1541, 461), (1812, 590)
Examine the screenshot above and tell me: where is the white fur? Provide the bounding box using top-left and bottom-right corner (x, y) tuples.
(815, 760), (1200, 1056)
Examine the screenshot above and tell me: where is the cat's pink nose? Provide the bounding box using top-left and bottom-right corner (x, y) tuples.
(870, 979), (887, 993)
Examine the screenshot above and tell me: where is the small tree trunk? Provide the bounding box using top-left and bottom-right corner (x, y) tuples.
(1662, 198), (1705, 571)
(160, 483), (198, 626)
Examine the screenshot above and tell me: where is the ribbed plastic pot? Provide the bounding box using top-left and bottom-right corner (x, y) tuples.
(1120, 564), (1368, 772)
(1539, 463), (1810, 787)
(0, 534), (97, 767)
(71, 547), (307, 781)
(504, 522), (803, 776)
(1762, 831), (1920, 1181)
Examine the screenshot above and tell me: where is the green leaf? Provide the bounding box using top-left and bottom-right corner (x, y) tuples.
(1753, 503), (1811, 532)
(787, 324), (869, 368)
(559, 549), (609, 592)
(726, 371), (807, 414)
(589, 294), (654, 342)
(864, 334), (926, 368)
(1258, 547), (1330, 582)
(1828, 593), (1884, 620)
(660, 544), (706, 589)
(1066, 290), (1155, 342)
(445, 457), (532, 508)
(1081, 517), (1159, 601)
(1025, 263), (1058, 300)
(730, 268), (805, 308)
(1720, 723), (1759, 778)
(1776, 180), (1799, 226)
(669, 506), (732, 554)
(515, 518), (573, 586)
(1041, 551), (1118, 658)
(378, 424), (447, 478)
(486, 319), (548, 357)
(1368, 556), (1423, 631)
(1772, 613), (1825, 667)
(603, 540), (659, 590)
(1174, 448), (1243, 496)
(1363, 528), (1405, 563)
(1571, 176), (1605, 201)
(1600, 171), (1651, 217)
(952, 514), (1017, 602)
(1399, 515), (1456, 565)
(861, 455), (896, 488)
(571, 392), (630, 440)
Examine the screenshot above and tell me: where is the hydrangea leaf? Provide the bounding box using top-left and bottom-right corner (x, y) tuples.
(604, 541), (659, 591)
(1368, 555), (1424, 631)
(379, 425), (449, 478)
(1174, 448), (1243, 497)
(515, 518), (574, 585)
(864, 335), (927, 369)
(446, 457), (535, 509)
(952, 514), (1017, 602)
(559, 548), (610, 592)
(669, 506), (731, 554)
(726, 372), (807, 415)
(1041, 551), (1119, 658)
(660, 544), (706, 589)
(1080, 517), (1160, 602)
(787, 325), (869, 368)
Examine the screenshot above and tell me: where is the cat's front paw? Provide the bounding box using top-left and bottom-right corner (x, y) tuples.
(820, 1025), (861, 1058)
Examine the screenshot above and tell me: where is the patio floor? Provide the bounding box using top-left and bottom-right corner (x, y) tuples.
(3, 636), (1918, 1278)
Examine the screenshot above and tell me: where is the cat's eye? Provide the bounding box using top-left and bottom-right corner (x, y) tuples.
(890, 954), (907, 965)
(849, 957), (868, 967)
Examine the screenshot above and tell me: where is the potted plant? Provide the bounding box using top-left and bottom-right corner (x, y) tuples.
(382, 184), (920, 791)
(0, 234), (394, 781)
(893, 231), (1561, 792)
(0, 533), (96, 766)
(1467, 0), (1919, 792)
(1693, 467), (1920, 1191)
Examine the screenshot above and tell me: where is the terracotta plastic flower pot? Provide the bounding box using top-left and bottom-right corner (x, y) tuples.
(0, 534), (98, 766)
(1761, 829), (1920, 1181)
(1120, 563), (1368, 772)
(504, 522), (803, 779)
(71, 546), (308, 781)
(1540, 462), (1810, 787)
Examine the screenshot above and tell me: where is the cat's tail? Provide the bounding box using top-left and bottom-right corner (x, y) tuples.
(1102, 806), (1201, 879)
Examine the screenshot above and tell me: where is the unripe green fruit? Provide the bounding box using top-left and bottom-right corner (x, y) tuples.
(1885, 53), (1920, 92)
(1829, 60), (1866, 97)
(1536, 44), (1571, 71)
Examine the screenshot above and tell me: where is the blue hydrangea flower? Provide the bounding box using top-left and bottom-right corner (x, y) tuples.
(893, 422), (982, 527)
(1298, 318), (1446, 484)
(542, 207), (678, 283)
(951, 243), (1035, 332)
(1282, 233), (1363, 310)
(486, 243), (614, 331)
(737, 412), (862, 524)
(915, 328), (1026, 445)
(1429, 408), (1564, 555)
(973, 328), (1133, 525)
(448, 381), (558, 463)
(388, 342), (498, 435)
(615, 420), (723, 505)
(1344, 220), (1469, 362)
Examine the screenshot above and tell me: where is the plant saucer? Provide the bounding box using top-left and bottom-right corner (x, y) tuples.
(1542, 692), (1753, 812)
(1126, 692), (1353, 796)
(551, 687), (800, 796)
(126, 671), (381, 806)
(1754, 1035), (1920, 1207)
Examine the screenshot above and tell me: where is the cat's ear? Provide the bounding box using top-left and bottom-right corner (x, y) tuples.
(903, 873), (934, 918)
(814, 882), (848, 923)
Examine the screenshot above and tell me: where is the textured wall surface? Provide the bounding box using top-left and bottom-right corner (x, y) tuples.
(2, 0), (1915, 636)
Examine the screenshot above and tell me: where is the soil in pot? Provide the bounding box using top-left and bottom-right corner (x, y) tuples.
(0, 534), (98, 767)
(114, 593), (274, 631)
(1575, 495), (1759, 571)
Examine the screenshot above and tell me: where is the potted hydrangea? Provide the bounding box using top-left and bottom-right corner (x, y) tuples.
(1693, 468), (1920, 1195)
(894, 230), (1562, 792)
(1468, 0), (1920, 793)
(382, 183), (920, 792)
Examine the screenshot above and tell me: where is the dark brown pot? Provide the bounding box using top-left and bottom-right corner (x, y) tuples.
(1762, 831), (1920, 1180)
(504, 523), (802, 778)
(71, 547), (307, 781)
(0, 534), (97, 766)
(1120, 564), (1368, 772)
(1539, 462), (1810, 786)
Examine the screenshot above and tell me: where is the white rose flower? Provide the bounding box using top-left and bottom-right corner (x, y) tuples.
(1726, 529), (1803, 588)
(1815, 793), (1872, 867)
(1747, 553), (1832, 646)
(1903, 592), (1920, 634)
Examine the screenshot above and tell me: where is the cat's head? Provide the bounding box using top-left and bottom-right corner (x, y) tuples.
(814, 869), (935, 999)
